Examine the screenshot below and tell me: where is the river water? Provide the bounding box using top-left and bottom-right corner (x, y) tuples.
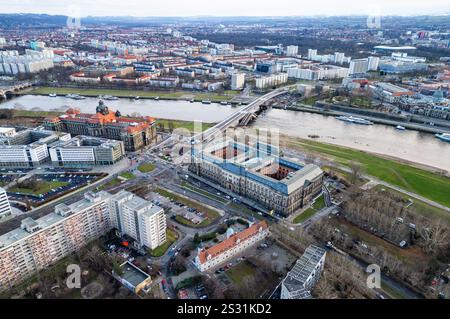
(1, 95), (449, 171)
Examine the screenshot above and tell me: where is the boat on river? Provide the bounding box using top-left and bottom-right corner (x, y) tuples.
(335, 115), (373, 125)
(435, 133), (450, 143)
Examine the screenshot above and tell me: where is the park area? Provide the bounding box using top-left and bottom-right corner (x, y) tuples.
(137, 163), (155, 173)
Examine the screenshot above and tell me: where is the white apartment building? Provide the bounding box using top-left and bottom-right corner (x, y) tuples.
(288, 65), (349, 81)
(0, 190), (167, 290)
(307, 49), (318, 60)
(281, 245), (326, 299)
(255, 73), (288, 89)
(368, 56), (380, 71)
(0, 128), (71, 168)
(194, 220), (269, 272)
(231, 72), (245, 90)
(0, 49), (54, 75)
(0, 188), (12, 219)
(0, 127), (16, 138)
(110, 191), (166, 250)
(286, 45), (299, 57)
(0, 191), (112, 290)
(349, 58), (369, 75)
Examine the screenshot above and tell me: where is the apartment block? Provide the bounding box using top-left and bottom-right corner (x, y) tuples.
(0, 188), (12, 219)
(281, 245), (327, 299)
(110, 191), (166, 250)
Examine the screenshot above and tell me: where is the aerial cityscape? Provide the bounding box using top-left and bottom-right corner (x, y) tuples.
(0, 0), (449, 306)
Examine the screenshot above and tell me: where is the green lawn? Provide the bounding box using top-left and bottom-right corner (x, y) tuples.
(226, 261), (256, 286)
(291, 139), (450, 207)
(119, 172), (135, 180)
(26, 87), (237, 102)
(97, 178), (121, 190)
(8, 181), (69, 195)
(292, 194), (326, 224)
(148, 229), (178, 257)
(137, 163), (155, 173)
(155, 187), (220, 227)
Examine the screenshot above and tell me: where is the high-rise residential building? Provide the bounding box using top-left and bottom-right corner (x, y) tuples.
(307, 49), (318, 60)
(281, 245), (327, 299)
(0, 188), (12, 219)
(231, 73), (245, 90)
(190, 139), (324, 216)
(286, 45), (299, 57)
(349, 58), (369, 75)
(255, 73), (288, 89)
(0, 191), (166, 290)
(367, 56), (380, 71)
(110, 191), (166, 250)
(0, 191), (112, 290)
(334, 52), (345, 64)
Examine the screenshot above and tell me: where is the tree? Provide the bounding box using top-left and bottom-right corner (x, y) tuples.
(349, 161), (363, 184)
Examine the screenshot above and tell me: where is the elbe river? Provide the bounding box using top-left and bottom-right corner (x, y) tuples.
(1, 95), (449, 171)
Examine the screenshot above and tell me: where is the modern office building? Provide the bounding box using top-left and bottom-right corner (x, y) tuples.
(194, 220), (269, 272)
(0, 188), (12, 219)
(0, 127), (71, 168)
(0, 191), (166, 290)
(280, 245), (327, 299)
(44, 100), (156, 152)
(0, 49), (54, 75)
(189, 139), (324, 216)
(49, 135), (125, 167)
(110, 191), (166, 250)
(0, 191), (112, 290)
(231, 72), (245, 90)
(369, 82), (414, 103)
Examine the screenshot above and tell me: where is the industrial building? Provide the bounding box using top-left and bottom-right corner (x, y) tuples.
(189, 139), (324, 216)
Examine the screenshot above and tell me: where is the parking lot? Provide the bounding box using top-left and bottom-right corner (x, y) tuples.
(6, 172), (105, 207)
(146, 191), (207, 226)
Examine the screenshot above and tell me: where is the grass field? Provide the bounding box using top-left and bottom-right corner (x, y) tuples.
(289, 139), (450, 207)
(119, 172), (135, 180)
(156, 119), (215, 132)
(155, 187), (220, 227)
(8, 181), (69, 195)
(26, 87), (238, 102)
(293, 194), (326, 224)
(148, 229), (178, 257)
(137, 163), (155, 173)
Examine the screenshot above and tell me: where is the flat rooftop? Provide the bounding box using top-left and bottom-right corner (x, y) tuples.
(119, 261), (150, 288)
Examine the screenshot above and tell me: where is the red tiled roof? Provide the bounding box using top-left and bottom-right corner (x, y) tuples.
(197, 220), (268, 264)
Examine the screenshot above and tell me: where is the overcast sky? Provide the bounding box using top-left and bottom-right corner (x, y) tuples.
(2, 0), (450, 17)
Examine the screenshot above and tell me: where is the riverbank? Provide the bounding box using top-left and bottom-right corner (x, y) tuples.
(274, 104), (450, 134)
(0, 108), (214, 132)
(20, 86), (241, 103)
(282, 136), (450, 208)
